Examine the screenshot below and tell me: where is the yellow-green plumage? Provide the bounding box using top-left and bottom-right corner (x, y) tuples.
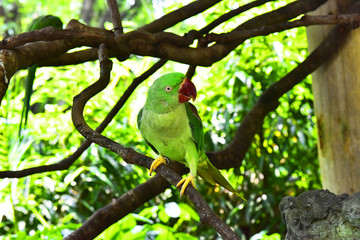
(137, 72), (239, 197)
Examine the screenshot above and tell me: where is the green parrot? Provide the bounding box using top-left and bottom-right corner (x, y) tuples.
(19, 15), (63, 134)
(137, 72), (240, 197)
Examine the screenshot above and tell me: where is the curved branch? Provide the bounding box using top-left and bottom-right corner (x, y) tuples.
(0, 59), (167, 178)
(71, 44), (241, 240)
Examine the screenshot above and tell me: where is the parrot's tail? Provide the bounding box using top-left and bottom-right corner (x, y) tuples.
(197, 153), (246, 201)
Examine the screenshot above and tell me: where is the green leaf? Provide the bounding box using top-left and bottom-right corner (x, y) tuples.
(158, 207), (170, 223)
(178, 203), (199, 222)
(139, 206), (158, 218)
(63, 166), (87, 187)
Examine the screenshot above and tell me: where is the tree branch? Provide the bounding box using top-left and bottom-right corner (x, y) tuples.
(0, 0), (333, 102)
(200, 0), (274, 34)
(235, 0), (328, 32)
(207, 13), (360, 44)
(138, 0), (222, 33)
(106, 0), (124, 36)
(63, 174), (171, 240)
(38, 48), (99, 66)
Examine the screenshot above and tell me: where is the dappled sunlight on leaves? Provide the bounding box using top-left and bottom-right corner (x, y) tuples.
(0, 0), (324, 239)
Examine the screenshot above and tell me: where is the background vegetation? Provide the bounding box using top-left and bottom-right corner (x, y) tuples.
(0, 0), (321, 239)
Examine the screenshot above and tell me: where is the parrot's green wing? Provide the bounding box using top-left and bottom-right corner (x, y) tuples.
(19, 15), (63, 135)
(185, 103), (245, 199)
(185, 102), (204, 153)
(137, 107), (159, 155)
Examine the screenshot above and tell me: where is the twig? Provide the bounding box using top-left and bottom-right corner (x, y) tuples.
(300, 13), (360, 27)
(206, 13), (360, 44)
(106, 0), (124, 36)
(200, 0), (274, 34)
(185, 32), (209, 80)
(235, 0), (328, 32)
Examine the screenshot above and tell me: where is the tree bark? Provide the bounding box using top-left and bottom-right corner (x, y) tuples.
(306, 0), (360, 194)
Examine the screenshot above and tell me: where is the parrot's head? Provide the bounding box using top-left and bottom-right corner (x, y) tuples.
(145, 72), (197, 113)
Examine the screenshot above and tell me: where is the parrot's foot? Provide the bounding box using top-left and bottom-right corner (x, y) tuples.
(149, 156), (167, 176)
(176, 174), (196, 197)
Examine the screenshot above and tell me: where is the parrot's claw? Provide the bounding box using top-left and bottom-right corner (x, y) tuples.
(176, 174), (196, 197)
(149, 156), (167, 176)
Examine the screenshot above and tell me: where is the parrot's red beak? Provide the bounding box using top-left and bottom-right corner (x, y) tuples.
(178, 78), (197, 103)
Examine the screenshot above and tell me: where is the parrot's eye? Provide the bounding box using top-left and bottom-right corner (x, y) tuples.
(164, 86), (173, 92)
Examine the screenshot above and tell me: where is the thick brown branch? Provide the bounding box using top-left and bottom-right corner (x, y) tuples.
(39, 11), (360, 66)
(138, 0), (221, 33)
(0, 22), (113, 49)
(38, 48), (99, 66)
(214, 0), (327, 53)
(0, 26), (129, 60)
(63, 175), (170, 240)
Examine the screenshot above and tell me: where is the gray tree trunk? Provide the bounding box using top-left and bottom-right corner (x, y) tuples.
(306, 0), (360, 194)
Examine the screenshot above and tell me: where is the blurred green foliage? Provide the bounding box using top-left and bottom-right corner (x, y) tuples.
(0, 0), (321, 239)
